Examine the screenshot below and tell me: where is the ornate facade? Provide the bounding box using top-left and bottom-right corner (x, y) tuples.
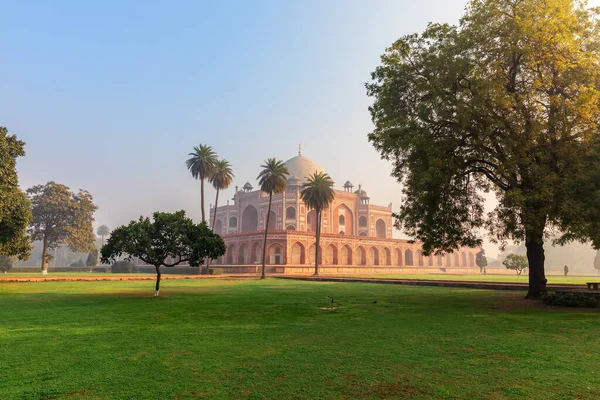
(210, 151), (480, 274)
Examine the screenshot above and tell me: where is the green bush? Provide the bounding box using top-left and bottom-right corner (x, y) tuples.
(0, 255), (13, 272)
(110, 261), (138, 273)
(542, 291), (600, 308)
(69, 259), (86, 268)
(209, 268), (224, 275)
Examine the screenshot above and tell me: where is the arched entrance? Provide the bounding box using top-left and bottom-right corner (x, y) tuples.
(383, 248), (391, 266)
(266, 210), (277, 232)
(307, 210), (317, 232)
(333, 204), (354, 236)
(376, 219), (386, 238)
(268, 244), (284, 265)
(324, 244), (338, 265)
(341, 245), (352, 265)
(357, 246), (367, 265)
(241, 205), (258, 232)
(396, 249), (403, 266)
(214, 219), (223, 235)
(405, 249), (413, 266)
(238, 243), (248, 264)
(291, 242), (305, 264)
(369, 247), (379, 265)
(226, 244), (235, 264)
(251, 242), (261, 264)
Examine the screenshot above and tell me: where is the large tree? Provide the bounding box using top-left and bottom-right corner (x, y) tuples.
(257, 158), (288, 279)
(27, 182), (98, 274)
(367, 0), (600, 298)
(301, 172), (335, 276)
(186, 145), (217, 223)
(475, 249), (488, 274)
(0, 127), (32, 261)
(100, 211), (226, 296)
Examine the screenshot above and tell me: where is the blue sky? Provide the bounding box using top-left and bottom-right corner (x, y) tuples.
(2, 0), (500, 249)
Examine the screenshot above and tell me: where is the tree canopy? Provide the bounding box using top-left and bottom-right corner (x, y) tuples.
(367, 0), (600, 298)
(100, 211), (226, 295)
(186, 144), (218, 223)
(503, 254), (529, 276)
(27, 182), (98, 274)
(0, 127), (32, 260)
(475, 249), (488, 273)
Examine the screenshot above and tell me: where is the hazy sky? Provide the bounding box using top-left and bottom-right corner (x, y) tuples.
(4, 0), (596, 258)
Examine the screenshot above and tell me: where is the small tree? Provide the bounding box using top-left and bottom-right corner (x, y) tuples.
(100, 211), (226, 296)
(0, 255), (13, 273)
(475, 249), (488, 274)
(594, 251), (600, 276)
(28, 182), (98, 274)
(97, 225), (110, 246)
(86, 249), (99, 272)
(503, 254), (528, 277)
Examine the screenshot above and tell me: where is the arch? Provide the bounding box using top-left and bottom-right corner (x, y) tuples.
(250, 242), (261, 263)
(418, 251), (424, 266)
(324, 244), (338, 265)
(286, 225), (296, 231)
(454, 253), (459, 266)
(461, 252), (467, 267)
(266, 210), (277, 232)
(291, 242), (305, 265)
(395, 248), (403, 266)
(340, 245), (352, 265)
(339, 231), (345, 235)
(268, 244), (284, 265)
(238, 243), (248, 264)
(357, 246), (367, 265)
(214, 219), (223, 235)
(226, 244), (235, 264)
(308, 244), (322, 264)
(369, 247), (379, 265)
(359, 216), (368, 227)
(469, 252), (475, 267)
(428, 255), (434, 266)
(307, 210), (317, 232)
(436, 254), (443, 266)
(376, 219), (386, 238)
(405, 249), (413, 266)
(229, 216), (237, 228)
(359, 231), (368, 237)
(383, 248), (391, 266)
(241, 206), (258, 232)
(286, 207), (296, 219)
(333, 204), (354, 236)
(446, 253), (452, 267)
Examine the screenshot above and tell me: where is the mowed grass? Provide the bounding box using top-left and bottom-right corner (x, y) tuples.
(354, 273), (596, 285)
(0, 279), (598, 399)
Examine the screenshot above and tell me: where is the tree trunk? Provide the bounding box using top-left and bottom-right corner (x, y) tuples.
(525, 226), (547, 299)
(260, 192), (273, 280)
(199, 178), (206, 274)
(41, 236), (49, 275)
(314, 210), (321, 276)
(154, 265), (162, 297)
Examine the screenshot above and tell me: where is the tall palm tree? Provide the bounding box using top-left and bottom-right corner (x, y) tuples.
(186, 144), (218, 223)
(301, 171), (335, 276)
(97, 225), (110, 246)
(257, 158), (289, 279)
(210, 159), (235, 229)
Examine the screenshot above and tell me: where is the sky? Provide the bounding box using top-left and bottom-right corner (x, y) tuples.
(5, 0), (596, 259)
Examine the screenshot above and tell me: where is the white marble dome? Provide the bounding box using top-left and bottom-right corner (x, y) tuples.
(283, 155), (324, 184)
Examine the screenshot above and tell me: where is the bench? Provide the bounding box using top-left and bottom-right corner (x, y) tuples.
(586, 282), (600, 290)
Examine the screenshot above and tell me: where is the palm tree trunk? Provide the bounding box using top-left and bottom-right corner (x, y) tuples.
(200, 178), (206, 223)
(205, 188), (221, 274)
(260, 192), (273, 279)
(314, 209), (321, 276)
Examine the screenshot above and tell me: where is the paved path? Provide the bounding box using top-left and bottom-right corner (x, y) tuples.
(275, 276), (588, 291)
(0, 275), (221, 283)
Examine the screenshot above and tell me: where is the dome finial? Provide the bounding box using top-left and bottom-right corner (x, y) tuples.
(298, 142), (302, 156)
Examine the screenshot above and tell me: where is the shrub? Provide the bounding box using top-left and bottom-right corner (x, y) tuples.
(110, 261), (138, 273)
(69, 259), (86, 268)
(209, 268), (224, 275)
(542, 291), (600, 308)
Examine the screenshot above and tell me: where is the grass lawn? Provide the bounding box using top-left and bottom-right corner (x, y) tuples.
(0, 279), (598, 399)
(354, 273), (596, 285)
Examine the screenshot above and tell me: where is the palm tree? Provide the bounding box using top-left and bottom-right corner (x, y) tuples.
(210, 159), (235, 230)
(301, 171), (335, 276)
(257, 158), (289, 279)
(97, 225), (110, 246)
(186, 144), (218, 223)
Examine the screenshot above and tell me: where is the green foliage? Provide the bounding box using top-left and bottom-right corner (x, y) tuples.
(27, 182), (98, 271)
(96, 225), (110, 242)
(209, 267), (224, 275)
(101, 211), (226, 292)
(209, 159), (234, 229)
(475, 249), (487, 268)
(503, 254), (529, 276)
(542, 291), (600, 308)
(86, 249), (99, 267)
(69, 259), (85, 268)
(257, 158), (289, 196)
(0, 127), (32, 260)
(110, 260), (137, 273)
(0, 255), (13, 272)
(366, 0), (600, 297)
